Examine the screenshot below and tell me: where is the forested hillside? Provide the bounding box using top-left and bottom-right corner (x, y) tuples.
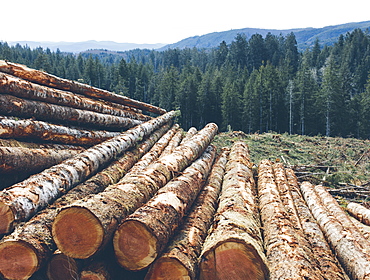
(1, 28), (370, 138)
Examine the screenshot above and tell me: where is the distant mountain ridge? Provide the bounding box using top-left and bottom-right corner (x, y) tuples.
(6, 40), (166, 53)
(160, 20), (370, 50)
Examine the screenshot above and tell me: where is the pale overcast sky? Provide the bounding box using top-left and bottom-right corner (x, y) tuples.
(2, 0), (370, 44)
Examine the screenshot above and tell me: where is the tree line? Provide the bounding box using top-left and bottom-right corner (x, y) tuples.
(1, 28), (370, 138)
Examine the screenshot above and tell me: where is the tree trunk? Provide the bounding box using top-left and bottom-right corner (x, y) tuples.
(0, 60), (166, 115)
(158, 128), (184, 157)
(347, 202), (370, 226)
(52, 123), (218, 260)
(269, 163), (347, 280)
(145, 148), (229, 280)
(179, 127), (197, 145)
(114, 145), (216, 271)
(0, 146), (83, 174)
(300, 181), (370, 280)
(0, 125), (169, 280)
(0, 138), (85, 150)
(0, 72), (151, 122)
(199, 142), (269, 280)
(46, 250), (82, 280)
(0, 116), (120, 145)
(0, 111), (177, 235)
(0, 94), (142, 131)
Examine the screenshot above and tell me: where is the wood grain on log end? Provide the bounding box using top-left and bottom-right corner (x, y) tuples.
(52, 206), (103, 259)
(199, 241), (267, 280)
(0, 240), (38, 280)
(0, 201), (14, 234)
(114, 220), (158, 271)
(145, 257), (189, 280)
(46, 251), (79, 280)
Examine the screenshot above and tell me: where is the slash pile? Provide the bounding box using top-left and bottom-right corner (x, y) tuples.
(0, 61), (370, 280)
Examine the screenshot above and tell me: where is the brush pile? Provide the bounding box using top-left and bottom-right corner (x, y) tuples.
(0, 61), (369, 280)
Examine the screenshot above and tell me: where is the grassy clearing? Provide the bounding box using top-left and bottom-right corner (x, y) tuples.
(212, 131), (370, 204)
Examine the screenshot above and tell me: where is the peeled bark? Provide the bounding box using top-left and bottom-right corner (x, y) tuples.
(46, 250), (82, 280)
(0, 72), (151, 122)
(347, 202), (370, 226)
(0, 125), (169, 279)
(114, 145), (216, 271)
(0, 111), (177, 235)
(0, 60), (166, 115)
(52, 123), (218, 260)
(145, 148), (229, 280)
(284, 169), (349, 280)
(0, 146), (83, 174)
(0, 94), (142, 131)
(199, 142), (268, 280)
(0, 116), (120, 145)
(300, 181), (370, 280)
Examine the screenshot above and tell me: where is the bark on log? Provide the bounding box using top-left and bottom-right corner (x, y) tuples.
(284, 168), (349, 280)
(0, 111), (177, 235)
(46, 250), (82, 280)
(258, 160), (323, 280)
(0, 146), (83, 174)
(145, 148), (229, 280)
(52, 123), (218, 260)
(0, 72), (151, 122)
(158, 128), (183, 158)
(0, 125), (169, 280)
(0, 60), (166, 115)
(199, 142), (268, 280)
(0, 138), (85, 150)
(179, 127), (197, 145)
(0, 116), (120, 145)
(114, 145), (216, 271)
(347, 202), (370, 226)
(0, 94), (142, 131)
(300, 181), (370, 280)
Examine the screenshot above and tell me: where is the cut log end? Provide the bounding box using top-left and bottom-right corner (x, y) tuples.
(46, 252), (79, 280)
(114, 220), (158, 271)
(145, 257), (190, 280)
(0, 240), (38, 280)
(199, 241), (268, 280)
(0, 202), (15, 235)
(80, 272), (106, 280)
(52, 206), (103, 259)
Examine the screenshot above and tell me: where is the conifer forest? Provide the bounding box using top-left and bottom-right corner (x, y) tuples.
(1, 28), (370, 139)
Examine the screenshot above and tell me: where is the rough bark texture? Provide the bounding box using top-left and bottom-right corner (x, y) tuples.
(0, 116), (120, 145)
(0, 111), (177, 235)
(0, 60), (166, 115)
(0, 94), (142, 131)
(0, 125), (169, 279)
(199, 142), (269, 280)
(347, 202), (370, 226)
(300, 181), (370, 280)
(180, 127), (197, 145)
(114, 145), (216, 271)
(0, 146), (83, 174)
(0, 138), (85, 150)
(145, 148), (229, 280)
(284, 168), (349, 280)
(52, 123), (218, 260)
(0, 72), (151, 122)
(158, 128), (184, 158)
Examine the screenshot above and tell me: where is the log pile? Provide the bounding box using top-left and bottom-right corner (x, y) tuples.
(0, 60), (367, 280)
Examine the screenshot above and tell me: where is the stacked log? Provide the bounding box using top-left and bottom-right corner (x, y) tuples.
(347, 202), (370, 226)
(145, 148), (229, 280)
(300, 182), (370, 280)
(199, 141), (269, 280)
(52, 123), (218, 260)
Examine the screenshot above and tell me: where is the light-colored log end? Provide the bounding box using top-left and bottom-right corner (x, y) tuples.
(0, 201), (14, 235)
(199, 241), (268, 280)
(46, 251), (79, 280)
(52, 206), (104, 259)
(145, 257), (190, 280)
(80, 272), (106, 280)
(113, 220), (158, 271)
(0, 240), (38, 280)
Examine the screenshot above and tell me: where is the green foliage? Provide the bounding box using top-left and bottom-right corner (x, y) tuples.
(1, 28), (370, 138)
